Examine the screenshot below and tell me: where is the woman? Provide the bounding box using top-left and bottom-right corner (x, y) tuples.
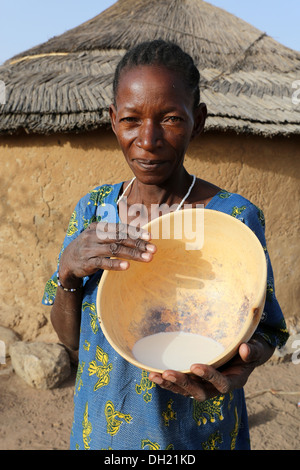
(43, 40), (288, 450)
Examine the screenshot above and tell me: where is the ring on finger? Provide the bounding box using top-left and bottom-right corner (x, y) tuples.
(135, 238), (145, 250)
(109, 242), (119, 256)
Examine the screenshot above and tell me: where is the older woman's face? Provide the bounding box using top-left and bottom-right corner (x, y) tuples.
(109, 65), (206, 185)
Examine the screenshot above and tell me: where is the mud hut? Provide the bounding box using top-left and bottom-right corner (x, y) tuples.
(0, 0), (299, 341)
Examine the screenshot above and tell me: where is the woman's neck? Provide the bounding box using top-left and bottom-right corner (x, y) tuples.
(118, 169), (195, 226)
(128, 169), (192, 207)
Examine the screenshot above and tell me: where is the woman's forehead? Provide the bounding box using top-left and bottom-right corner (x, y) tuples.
(118, 64), (182, 84)
(115, 64), (193, 107)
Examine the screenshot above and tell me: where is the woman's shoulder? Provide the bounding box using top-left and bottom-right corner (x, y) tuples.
(66, 183), (122, 232)
(216, 188), (262, 208)
(214, 188), (254, 205)
(209, 189), (265, 229)
(75, 182), (122, 210)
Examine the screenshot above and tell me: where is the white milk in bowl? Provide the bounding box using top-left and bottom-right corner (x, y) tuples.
(132, 331), (224, 371)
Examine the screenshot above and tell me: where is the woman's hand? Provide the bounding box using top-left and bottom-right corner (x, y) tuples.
(58, 221), (156, 288)
(149, 335), (275, 401)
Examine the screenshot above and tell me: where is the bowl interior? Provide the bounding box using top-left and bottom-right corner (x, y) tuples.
(97, 209), (267, 373)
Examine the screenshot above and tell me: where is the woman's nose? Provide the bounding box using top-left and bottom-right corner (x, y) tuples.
(136, 120), (162, 150)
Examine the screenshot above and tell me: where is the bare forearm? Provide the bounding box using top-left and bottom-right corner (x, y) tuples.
(50, 286), (83, 351)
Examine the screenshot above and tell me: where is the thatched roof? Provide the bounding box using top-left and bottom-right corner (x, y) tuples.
(0, 0), (299, 137)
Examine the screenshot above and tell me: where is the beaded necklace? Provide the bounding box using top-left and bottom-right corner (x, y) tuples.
(117, 175), (196, 211)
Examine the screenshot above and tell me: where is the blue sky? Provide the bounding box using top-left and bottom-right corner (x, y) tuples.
(0, 0), (299, 65)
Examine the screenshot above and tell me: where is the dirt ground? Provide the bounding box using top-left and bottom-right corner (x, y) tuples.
(0, 359), (299, 451)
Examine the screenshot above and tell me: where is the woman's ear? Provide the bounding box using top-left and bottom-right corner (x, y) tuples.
(109, 104), (117, 134)
(191, 102), (207, 140)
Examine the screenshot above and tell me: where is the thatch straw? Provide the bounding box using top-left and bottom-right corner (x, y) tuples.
(0, 0), (299, 136)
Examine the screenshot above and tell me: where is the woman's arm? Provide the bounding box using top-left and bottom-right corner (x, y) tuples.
(50, 267), (84, 351)
(50, 222), (156, 351)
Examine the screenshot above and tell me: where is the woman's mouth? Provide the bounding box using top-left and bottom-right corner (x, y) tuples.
(134, 159), (167, 171)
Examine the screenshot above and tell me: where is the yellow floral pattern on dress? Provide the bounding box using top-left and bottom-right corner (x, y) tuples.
(88, 346), (113, 391)
(254, 205), (265, 227)
(218, 190), (231, 199)
(82, 403), (92, 450)
(88, 185), (113, 206)
(141, 439), (160, 450)
(141, 439), (174, 450)
(231, 205), (246, 218)
(202, 430), (223, 450)
(135, 371), (156, 403)
(105, 401), (133, 436)
(193, 395), (225, 426)
(43, 278), (58, 305)
(162, 399), (177, 426)
(266, 278), (274, 302)
(258, 318), (289, 350)
(67, 210), (78, 237)
(82, 214), (98, 230)
(227, 391), (234, 410)
(82, 302), (99, 334)
(230, 407), (239, 450)
(75, 361), (85, 395)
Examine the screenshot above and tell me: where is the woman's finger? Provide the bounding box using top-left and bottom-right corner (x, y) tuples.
(84, 237), (154, 263)
(87, 255), (130, 272)
(96, 231), (155, 253)
(189, 365), (231, 395)
(96, 221), (151, 242)
(150, 371), (219, 402)
(149, 373), (193, 398)
(94, 223), (156, 257)
(153, 365), (231, 400)
(239, 338), (266, 365)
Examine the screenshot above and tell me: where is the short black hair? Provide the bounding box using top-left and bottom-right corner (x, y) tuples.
(112, 39), (200, 108)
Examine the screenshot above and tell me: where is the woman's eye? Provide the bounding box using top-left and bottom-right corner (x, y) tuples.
(120, 117), (137, 123)
(165, 116), (183, 123)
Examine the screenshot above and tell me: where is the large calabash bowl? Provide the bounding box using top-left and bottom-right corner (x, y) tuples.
(96, 208), (267, 373)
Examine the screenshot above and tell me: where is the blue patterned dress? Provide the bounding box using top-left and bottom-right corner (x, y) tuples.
(42, 183), (288, 450)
